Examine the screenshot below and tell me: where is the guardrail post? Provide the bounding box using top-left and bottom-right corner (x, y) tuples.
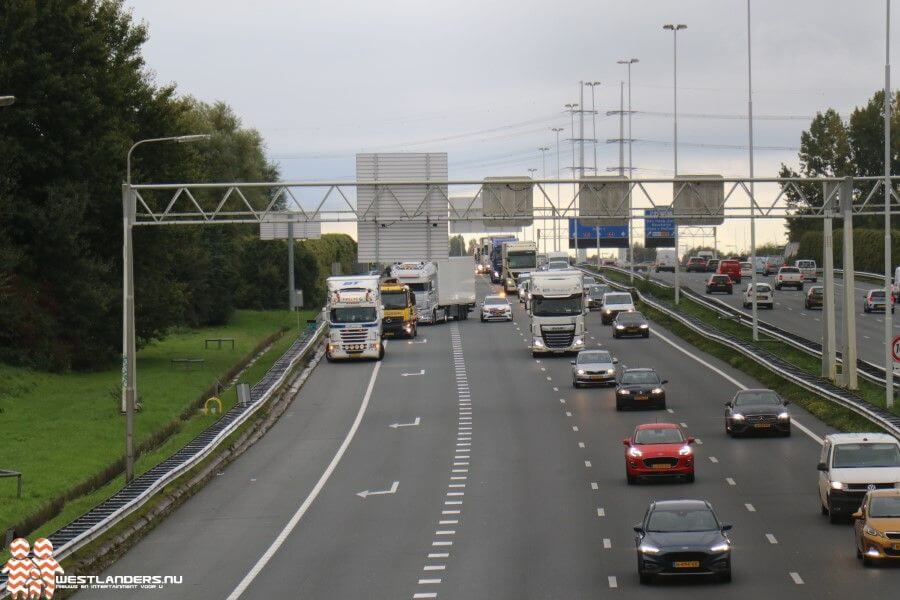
(840, 176), (858, 390)
(821, 188), (837, 381)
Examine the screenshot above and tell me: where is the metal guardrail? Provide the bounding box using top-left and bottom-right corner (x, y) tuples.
(0, 319), (326, 594)
(579, 266), (900, 440)
(595, 264), (899, 391)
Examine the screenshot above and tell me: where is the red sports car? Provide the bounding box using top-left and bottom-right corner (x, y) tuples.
(623, 423), (695, 484)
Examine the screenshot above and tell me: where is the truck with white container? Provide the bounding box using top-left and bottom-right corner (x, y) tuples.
(325, 275), (384, 361)
(528, 270), (586, 357)
(390, 258), (475, 323)
(501, 240), (537, 293)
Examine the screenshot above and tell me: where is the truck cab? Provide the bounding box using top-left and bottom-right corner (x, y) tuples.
(325, 275), (384, 361)
(502, 240), (537, 294)
(529, 270), (586, 357)
(390, 261), (440, 324)
(379, 278), (417, 338)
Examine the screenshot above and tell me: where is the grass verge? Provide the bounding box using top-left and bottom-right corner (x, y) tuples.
(0, 309), (314, 540)
(593, 266), (898, 433)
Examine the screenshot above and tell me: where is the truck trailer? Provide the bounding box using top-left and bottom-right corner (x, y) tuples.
(390, 259), (476, 323)
(325, 275), (384, 361)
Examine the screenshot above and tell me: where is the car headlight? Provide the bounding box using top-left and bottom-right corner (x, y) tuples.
(627, 446), (643, 458)
(731, 413), (745, 421)
(830, 481), (845, 490)
(606, 369), (616, 375)
(493, 271), (499, 277)
(678, 445), (692, 456)
(604, 309), (612, 314)
(576, 369), (586, 375)
(651, 387), (664, 395)
(863, 525), (883, 538)
(639, 324), (649, 329)
(573, 336), (584, 346)
(709, 542), (730, 553)
(533, 337), (545, 348)
(777, 411), (790, 420)
(638, 542), (660, 554)
(618, 389), (631, 395)
(615, 325), (625, 330)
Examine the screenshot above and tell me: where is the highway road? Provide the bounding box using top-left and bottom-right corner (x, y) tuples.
(75, 275), (900, 599)
(652, 269), (897, 367)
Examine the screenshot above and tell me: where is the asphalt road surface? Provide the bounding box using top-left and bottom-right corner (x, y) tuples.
(652, 269), (897, 367)
(75, 275), (900, 599)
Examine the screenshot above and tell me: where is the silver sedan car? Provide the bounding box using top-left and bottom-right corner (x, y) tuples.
(571, 349), (619, 388)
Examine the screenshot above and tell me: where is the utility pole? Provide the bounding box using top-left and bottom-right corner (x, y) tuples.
(527, 168), (538, 243)
(664, 25), (687, 304)
(565, 103), (579, 260)
(552, 127), (564, 252)
(885, 0), (895, 407)
(746, 0), (759, 342)
(619, 82), (625, 175)
(618, 59), (638, 283)
(539, 147), (550, 254)
(585, 82), (601, 174)
(287, 222), (295, 310)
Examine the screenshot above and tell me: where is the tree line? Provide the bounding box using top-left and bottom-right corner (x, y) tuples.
(0, 1), (355, 371)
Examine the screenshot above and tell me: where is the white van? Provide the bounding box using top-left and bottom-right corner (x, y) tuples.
(795, 259), (817, 282)
(817, 433), (900, 522)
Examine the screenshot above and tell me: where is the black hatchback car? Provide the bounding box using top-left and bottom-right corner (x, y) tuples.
(612, 311), (650, 338)
(725, 389), (791, 437)
(634, 499), (733, 584)
(705, 259), (720, 273)
(705, 274), (733, 295)
(805, 286), (823, 309)
(616, 368), (667, 410)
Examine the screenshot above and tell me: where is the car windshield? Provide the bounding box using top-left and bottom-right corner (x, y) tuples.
(711, 275), (730, 283)
(548, 261), (569, 270)
(616, 313), (644, 324)
(780, 267), (800, 273)
(381, 291), (408, 309)
(507, 252), (536, 269)
(582, 276), (596, 285)
(578, 351), (611, 364)
(621, 371), (660, 385)
(531, 294), (582, 316)
(647, 508), (719, 532)
(734, 391), (781, 406)
(751, 284), (772, 292)
(605, 293), (632, 305)
(406, 282), (431, 292)
(590, 286), (610, 298)
(634, 428), (684, 445)
(484, 297), (507, 306)
(869, 497), (900, 518)
(330, 307), (376, 324)
(740, 263), (752, 269)
(871, 291), (886, 299)
(832, 443), (900, 468)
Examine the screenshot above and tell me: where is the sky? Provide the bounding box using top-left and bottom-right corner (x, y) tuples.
(125, 0), (897, 256)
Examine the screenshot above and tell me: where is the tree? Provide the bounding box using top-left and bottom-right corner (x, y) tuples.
(466, 238), (478, 256)
(449, 235), (465, 257)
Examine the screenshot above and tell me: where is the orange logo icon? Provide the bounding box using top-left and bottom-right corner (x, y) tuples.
(2, 538), (64, 599)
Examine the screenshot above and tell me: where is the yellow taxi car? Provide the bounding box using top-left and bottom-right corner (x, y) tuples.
(853, 489), (900, 566)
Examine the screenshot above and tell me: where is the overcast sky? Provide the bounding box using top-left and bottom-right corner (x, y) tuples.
(126, 0), (897, 250)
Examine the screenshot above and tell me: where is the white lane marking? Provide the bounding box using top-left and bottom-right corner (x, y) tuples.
(418, 578), (441, 584)
(766, 533), (778, 544)
(423, 565), (445, 571)
(709, 456), (719, 463)
(745, 503), (756, 512)
(390, 417), (422, 429)
(446, 492), (464, 497)
(435, 530), (456, 535)
(450, 476), (466, 481)
(572, 426), (579, 432)
(790, 572), (804, 585)
(578, 442), (585, 448)
(402, 369), (425, 377)
(559, 398), (566, 404)
(432, 540), (453, 546)
(225, 358), (383, 600)
(553, 387), (559, 392)
(408, 338), (428, 345)
(603, 538), (612, 549)
(448, 483), (465, 488)
(726, 477), (736, 486)
(597, 507), (606, 517)
(666, 408), (674, 414)
(413, 594), (437, 599)
(439, 519), (459, 524)
(591, 482), (599, 490)
(442, 509), (460, 514)
(608, 576), (617, 589)
(695, 438), (703, 445)
(453, 462), (469, 466)
(814, 317), (820, 321)
(679, 422), (688, 428)
(357, 480), (399, 499)
(546, 376), (552, 381)
(584, 460), (592, 468)
(651, 328), (823, 445)
(541, 367), (546, 372)
(445, 500), (463, 505)
(864, 335), (871, 339)
(566, 411), (573, 417)
(800, 312), (807, 316)
(428, 553), (449, 558)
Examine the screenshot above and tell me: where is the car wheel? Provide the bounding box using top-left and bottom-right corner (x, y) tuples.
(782, 428), (791, 437)
(828, 501), (841, 523)
(480, 316), (485, 322)
(573, 380), (580, 388)
(325, 351), (334, 363)
(686, 471), (695, 483)
(726, 423), (733, 437)
(638, 559), (652, 585)
(821, 500), (829, 516)
(658, 400), (667, 410)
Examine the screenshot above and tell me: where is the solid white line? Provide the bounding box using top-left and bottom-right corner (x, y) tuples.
(790, 572), (804, 585)
(225, 358), (383, 600)
(745, 503), (756, 512)
(766, 533), (778, 544)
(651, 328), (823, 445)
(608, 576), (617, 589)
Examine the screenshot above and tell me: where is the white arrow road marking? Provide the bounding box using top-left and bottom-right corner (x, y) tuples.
(389, 417), (421, 429)
(408, 338), (428, 344)
(357, 481), (399, 499)
(402, 369), (425, 377)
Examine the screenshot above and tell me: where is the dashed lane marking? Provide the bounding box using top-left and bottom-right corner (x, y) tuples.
(766, 533), (778, 544)
(584, 460), (592, 468)
(423, 565), (445, 571)
(578, 442), (585, 448)
(745, 503), (756, 512)
(566, 411), (573, 417)
(608, 576), (617, 589)
(726, 477), (736, 486)
(428, 553), (449, 558)
(666, 408), (674, 414)
(418, 579), (441, 584)
(413, 593), (437, 599)
(572, 426), (579, 432)
(603, 538), (611, 549)
(591, 482), (599, 490)
(709, 456), (719, 463)
(790, 572), (804, 585)
(597, 508), (606, 517)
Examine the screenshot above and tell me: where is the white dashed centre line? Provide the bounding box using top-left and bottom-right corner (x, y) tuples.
(572, 426), (579, 432)
(666, 408), (674, 414)
(766, 533), (778, 544)
(603, 538), (612, 549)
(591, 482), (599, 490)
(745, 503), (756, 512)
(709, 456), (719, 463)
(726, 477), (736, 486)
(597, 507), (606, 517)
(566, 411), (573, 417)
(790, 572), (804, 585)
(578, 442), (585, 448)
(607, 576), (617, 589)
(584, 460), (592, 468)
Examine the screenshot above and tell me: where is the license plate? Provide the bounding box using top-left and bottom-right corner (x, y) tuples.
(652, 463), (670, 469)
(754, 423), (772, 429)
(636, 395), (649, 401)
(590, 375), (604, 380)
(674, 561), (700, 568)
(757, 295), (767, 300)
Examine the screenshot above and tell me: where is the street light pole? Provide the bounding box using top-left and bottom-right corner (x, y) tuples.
(885, 0), (895, 408)
(527, 168), (538, 242)
(539, 146), (550, 253)
(585, 82), (601, 174)
(664, 25), (686, 304)
(618, 59), (638, 283)
(122, 133), (211, 483)
(567, 101), (580, 262)
(552, 128), (564, 252)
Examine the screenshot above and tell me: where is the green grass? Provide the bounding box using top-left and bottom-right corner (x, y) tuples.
(0, 309), (314, 537)
(593, 267), (899, 432)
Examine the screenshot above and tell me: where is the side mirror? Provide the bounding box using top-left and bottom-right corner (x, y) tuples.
(721, 523), (733, 532)
(623, 438), (631, 446)
(687, 437), (696, 445)
(783, 400), (790, 406)
(660, 379), (668, 385)
(817, 462), (829, 472)
(633, 525), (644, 534)
(570, 360), (576, 365)
(725, 401), (732, 407)
(851, 511), (863, 520)
(612, 357), (619, 364)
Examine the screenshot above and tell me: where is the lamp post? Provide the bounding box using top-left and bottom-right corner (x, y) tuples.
(565, 103), (579, 260)
(618, 59), (638, 283)
(551, 127), (564, 252)
(885, 0), (894, 408)
(539, 146), (550, 253)
(585, 81), (601, 174)
(527, 168), (538, 243)
(122, 133), (211, 483)
(663, 25), (686, 303)
(746, 0), (759, 341)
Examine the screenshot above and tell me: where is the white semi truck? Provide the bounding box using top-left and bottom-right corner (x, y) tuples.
(528, 270), (586, 357)
(325, 275), (384, 361)
(390, 258), (476, 323)
(501, 240), (538, 294)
